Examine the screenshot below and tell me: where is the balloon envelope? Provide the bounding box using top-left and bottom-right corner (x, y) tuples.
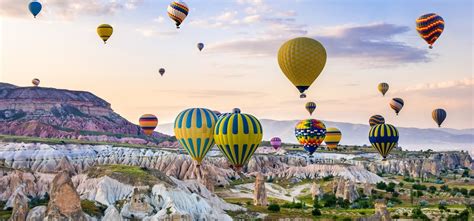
(390, 98), (404, 115)
(139, 114), (158, 136)
(97, 24), (113, 44)
(28, 1), (42, 18)
(174, 108), (218, 165)
(432, 108), (447, 127)
(378, 83), (389, 96)
(295, 119), (326, 155)
(197, 43), (204, 51)
(324, 127), (341, 150)
(159, 68), (165, 76)
(305, 102), (316, 115)
(32, 78), (40, 87)
(369, 115), (385, 127)
(278, 37), (327, 98)
(270, 137), (282, 150)
(369, 124), (399, 160)
(214, 110), (263, 171)
(167, 1), (189, 28)
(416, 13), (444, 48)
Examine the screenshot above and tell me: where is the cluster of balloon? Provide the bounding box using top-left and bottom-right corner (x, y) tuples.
(167, 1), (189, 29)
(378, 83), (389, 96)
(324, 127), (342, 150)
(97, 24), (113, 44)
(270, 137), (282, 150)
(32, 78), (40, 87)
(432, 108), (447, 127)
(139, 114), (158, 135)
(369, 115), (385, 127)
(305, 101), (316, 115)
(416, 13), (445, 49)
(295, 119), (326, 155)
(278, 37), (327, 98)
(174, 108), (218, 166)
(159, 68), (165, 76)
(28, 1), (42, 18)
(214, 108), (263, 172)
(369, 124), (399, 161)
(390, 98), (404, 115)
(197, 43), (204, 51)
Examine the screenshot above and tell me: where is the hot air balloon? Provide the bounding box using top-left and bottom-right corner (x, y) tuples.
(378, 83), (389, 96)
(167, 1), (189, 29)
(214, 109), (263, 172)
(270, 137), (282, 150)
(369, 124), (399, 160)
(159, 68), (165, 76)
(139, 114), (158, 136)
(390, 98), (404, 115)
(278, 37), (327, 98)
(97, 24), (113, 44)
(324, 127), (341, 150)
(28, 1), (42, 18)
(416, 13), (444, 49)
(305, 102), (316, 115)
(197, 43), (204, 51)
(174, 108), (218, 166)
(232, 108), (241, 113)
(369, 115), (385, 127)
(432, 108), (447, 127)
(32, 78), (40, 87)
(295, 119), (326, 155)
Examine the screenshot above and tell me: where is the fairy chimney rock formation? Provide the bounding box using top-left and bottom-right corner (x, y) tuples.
(45, 170), (86, 220)
(310, 182), (324, 200)
(253, 172), (268, 206)
(8, 185), (29, 221)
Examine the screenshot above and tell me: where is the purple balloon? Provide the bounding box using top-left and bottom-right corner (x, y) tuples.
(270, 137), (282, 150)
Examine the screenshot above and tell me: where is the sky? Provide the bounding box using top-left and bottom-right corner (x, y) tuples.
(0, 0), (473, 129)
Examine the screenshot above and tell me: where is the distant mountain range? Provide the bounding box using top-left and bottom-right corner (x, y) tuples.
(159, 119), (474, 152)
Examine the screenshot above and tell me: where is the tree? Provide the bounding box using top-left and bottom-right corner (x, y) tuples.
(399, 182), (404, 187)
(460, 188), (468, 196)
(312, 198), (322, 216)
(440, 185), (450, 192)
(322, 194), (337, 208)
(376, 182), (387, 190)
(428, 186), (437, 194)
(412, 207), (429, 220)
(461, 169), (469, 177)
(386, 182), (396, 193)
(267, 203), (280, 212)
(469, 189), (474, 196)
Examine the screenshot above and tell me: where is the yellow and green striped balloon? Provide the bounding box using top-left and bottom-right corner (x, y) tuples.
(214, 109), (263, 172)
(368, 124), (399, 160)
(174, 108), (218, 166)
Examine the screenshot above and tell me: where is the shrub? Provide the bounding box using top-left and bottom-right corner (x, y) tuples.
(440, 185), (450, 191)
(419, 200), (429, 207)
(412, 207), (429, 220)
(376, 182), (387, 190)
(267, 203), (280, 212)
(412, 184), (427, 191)
(428, 186), (437, 194)
(392, 214), (400, 219)
(399, 182), (404, 187)
(323, 175), (334, 181)
(459, 188), (468, 196)
(81, 200), (107, 218)
(322, 194), (337, 208)
(469, 189), (474, 196)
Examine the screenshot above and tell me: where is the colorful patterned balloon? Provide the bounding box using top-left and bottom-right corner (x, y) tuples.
(214, 109), (263, 172)
(416, 13), (444, 49)
(270, 137), (282, 150)
(295, 119), (326, 155)
(432, 108), (447, 127)
(324, 127), (341, 150)
(369, 115), (385, 127)
(167, 1), (189, 29)
(390, 98), (404, 115)
(139, 114), (158, 136)
(305, 101), (316, 115)
(369, 124), (399, 160)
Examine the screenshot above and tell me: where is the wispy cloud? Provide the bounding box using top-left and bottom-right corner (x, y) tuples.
(135, 28), (178, 37)
(0, 0), (143, 19)
(402, 77), (474, 92)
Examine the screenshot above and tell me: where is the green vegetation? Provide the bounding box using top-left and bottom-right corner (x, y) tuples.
(0, 201), (12, 220)
(87, 165), (167, 186)
(267, 203), (281, 212)
(81, 200), (107, 218)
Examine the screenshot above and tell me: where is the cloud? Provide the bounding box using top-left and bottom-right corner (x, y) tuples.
(153, 16), (165, 23)
(0, 0), (143, 19)
(402, 77), (474, 92)
(136, 28), (178, 37)
(207, 23), (430, 65)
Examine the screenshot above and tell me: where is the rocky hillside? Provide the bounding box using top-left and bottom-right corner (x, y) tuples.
(0, 83), (174, 145)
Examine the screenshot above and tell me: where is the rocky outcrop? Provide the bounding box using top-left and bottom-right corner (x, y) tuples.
(253, 173), (268, 206)
(45, 171), (87, 220)
(0, 83), (175, 145)
(357, 152), (473, 178)
(280, 164), (383, 184)
(102, 206), (123, 221)
(357, 199), (391, 221)
(333, 178), (360, 203)
(7, 185), (29, 221)
(26, 206), (46, 221)
(363, 183), (373, 196)
(121, 188), (154, 219)
(310, 182), (323, 200)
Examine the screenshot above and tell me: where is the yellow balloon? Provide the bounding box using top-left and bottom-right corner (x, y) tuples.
(278, 37), (327, 98)
(324, 127), (341, 150)
(97, 24), (113, 44)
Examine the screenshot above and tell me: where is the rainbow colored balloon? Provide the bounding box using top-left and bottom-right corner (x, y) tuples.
(139, 114), (158, 135)
(270, 137), (282, 150)
(295, 119), (326, 155)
